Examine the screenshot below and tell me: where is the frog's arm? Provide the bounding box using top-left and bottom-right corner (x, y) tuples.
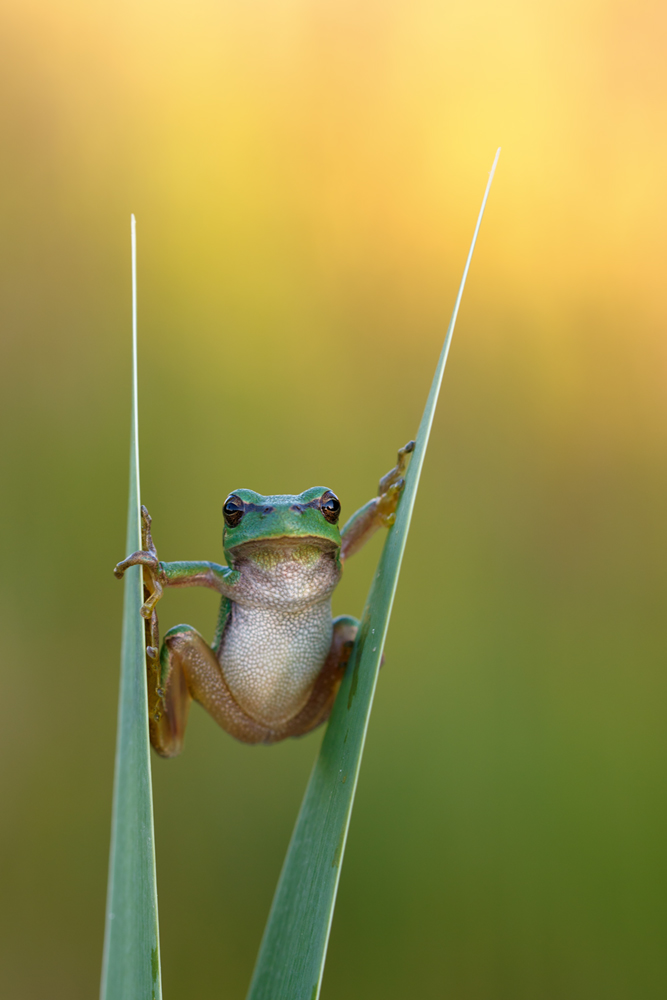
(114, 506), (239, 619)
(158, 560), (239, 593)
(340, 440), (414, 562)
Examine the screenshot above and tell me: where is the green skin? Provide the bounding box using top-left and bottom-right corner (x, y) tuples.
(115, 441), (414, 755)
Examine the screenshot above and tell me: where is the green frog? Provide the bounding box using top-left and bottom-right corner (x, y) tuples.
(114, 441), (414, 756)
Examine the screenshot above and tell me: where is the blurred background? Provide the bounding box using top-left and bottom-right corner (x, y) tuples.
(1, 1), (666, 997)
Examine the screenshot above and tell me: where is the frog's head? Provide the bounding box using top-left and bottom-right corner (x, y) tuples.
(222, 487), (342, 561)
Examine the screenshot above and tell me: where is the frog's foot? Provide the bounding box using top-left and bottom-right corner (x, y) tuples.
(113, 505), (164, 619)
(376, 440), (415, 527)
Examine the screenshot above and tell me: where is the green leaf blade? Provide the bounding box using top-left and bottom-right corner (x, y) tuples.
(100, 216), (162, 1000)
(247, 151), (500, 1000)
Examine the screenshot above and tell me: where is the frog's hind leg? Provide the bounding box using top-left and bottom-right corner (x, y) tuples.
(155, 624), (276, 753)
(153, 616), (359, 753)
(145, 624), (191, 758)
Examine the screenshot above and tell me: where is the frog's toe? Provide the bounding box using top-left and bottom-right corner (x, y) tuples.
(396, 440), (415, 473)
(378, 441), (414, 495)
(141, 590), (162, 619)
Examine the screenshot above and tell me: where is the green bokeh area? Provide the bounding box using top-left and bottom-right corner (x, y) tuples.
(1, 2), (666, 998)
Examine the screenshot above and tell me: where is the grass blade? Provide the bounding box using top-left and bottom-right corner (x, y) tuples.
(247, 149), (500, 1000)
(100, 216), (162, 1000)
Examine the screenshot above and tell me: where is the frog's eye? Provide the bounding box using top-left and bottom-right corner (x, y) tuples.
(223, 495), (245, 527)
(320, 491), (341, 525)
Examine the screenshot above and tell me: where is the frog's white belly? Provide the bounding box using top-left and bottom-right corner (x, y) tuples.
(219, 601), (333, 726)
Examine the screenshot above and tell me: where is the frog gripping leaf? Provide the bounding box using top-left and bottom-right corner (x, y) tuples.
(114, 441), (414, 756)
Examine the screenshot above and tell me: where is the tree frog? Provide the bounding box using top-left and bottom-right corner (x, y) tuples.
(114, 441), (414, 756)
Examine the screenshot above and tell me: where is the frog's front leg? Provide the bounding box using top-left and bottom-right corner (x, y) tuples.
(113, 505), (239, 753)
(340, 440), (415, 561)
(114, 506), (239, 612)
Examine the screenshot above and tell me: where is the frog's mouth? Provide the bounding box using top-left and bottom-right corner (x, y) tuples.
(227, 535), (338, 558)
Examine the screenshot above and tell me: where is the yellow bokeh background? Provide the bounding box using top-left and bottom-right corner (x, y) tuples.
(1, 1), (665, 997)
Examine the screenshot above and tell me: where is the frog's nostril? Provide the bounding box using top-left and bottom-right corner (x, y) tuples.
(263, 506), (273, 515)
(290, 504), (304, 514)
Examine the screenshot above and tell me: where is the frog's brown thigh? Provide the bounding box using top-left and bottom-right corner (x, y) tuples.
(148, 645), (192, 759)
(152, 617), (358, 754)
(155, 625), (274, 753)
